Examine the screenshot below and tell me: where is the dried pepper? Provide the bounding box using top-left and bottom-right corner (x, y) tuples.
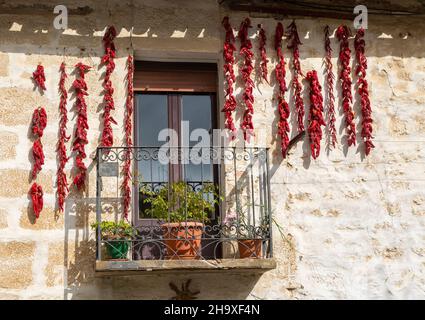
(31, 107), (47, 179)
(274, 22), (290, 158)
(336, 25), (356, 146)
(121, 55), (134, 220)
(287, 20), (305, 133)
(72, 62), (91, 191)
(32, 139), (45, 179)
(354, 28), (374, 155)
(32, 64), (46, 91)
(31, 107), (47, 137)
(258, 24), (269, 84)
(56, 62), (69, 213)
(238, 18), (255, 142)
(30, 183), (43, 220)
(306, 70), (325, 159)
(221, 17), (237, 140)
(324, 26), (337, 149)
(101, 26), (117, 148)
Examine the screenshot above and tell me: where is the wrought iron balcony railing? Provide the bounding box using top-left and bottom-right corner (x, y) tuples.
(95, 146), (272, 262)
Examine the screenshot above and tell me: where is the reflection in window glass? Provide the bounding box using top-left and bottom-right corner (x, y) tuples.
(182, 95), (213, 183)
(137, 95), (169, 219)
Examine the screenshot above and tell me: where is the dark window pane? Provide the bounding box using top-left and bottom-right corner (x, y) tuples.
(181, 95), (212, 146)
(136, 94), (169, 219)
(181, 95), (213, 183)
(137, 94), (168, 147)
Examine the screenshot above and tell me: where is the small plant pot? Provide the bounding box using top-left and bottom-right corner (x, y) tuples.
(105, 240), (130, 260)
(238, 239), (262, 259)
(162, 222), (204, 260)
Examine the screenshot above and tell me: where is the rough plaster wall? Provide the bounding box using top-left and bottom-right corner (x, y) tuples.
(0, 0), (424, 299)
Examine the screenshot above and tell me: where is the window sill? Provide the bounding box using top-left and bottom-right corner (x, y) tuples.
(95, 258), (276, 277)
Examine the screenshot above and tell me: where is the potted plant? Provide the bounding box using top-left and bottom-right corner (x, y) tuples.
(91, 220), (133, 260)
(141, 182), (220, 260)
(222, 207), (267, 259)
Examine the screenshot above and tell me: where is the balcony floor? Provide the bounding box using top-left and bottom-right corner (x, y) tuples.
(95, 258), (276, 277)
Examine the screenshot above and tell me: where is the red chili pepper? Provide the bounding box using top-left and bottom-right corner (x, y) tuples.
(32, 138), (45, 179)
(258, 24), (269, 84)
(238, 18), (255, 142)
(336, 25), (356, 147)
(33, 64), (46, 91)
(100, 26), (117, 148)
(354, 28), (374, 156)
(324, 26), (337, 149)
(274, 22), (290, 158)
(221, 17), (237, 140)
(306, 70), (326, 159)
(287, 21), (305, 133)
(56, 62), (70, 213)
(121, 55), (134, 220)
(30, 183), (43, 219)
(72, 62), (90, 191)
(31, 107), (47, 179)
(31, 107), (47, 137)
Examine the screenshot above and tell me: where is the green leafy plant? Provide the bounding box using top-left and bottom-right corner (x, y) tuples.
(141, 182), (222, 223)
(91, 220), (134, 240)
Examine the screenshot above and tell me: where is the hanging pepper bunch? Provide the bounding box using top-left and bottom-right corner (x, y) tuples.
(31, 106), (47, 137)
(72, 62), (91, 191)
(336, 25), (356, 147)
(121, 55), (134, 220)
(56, 63), (69, 213)
(324, 26), (337, 149)
(221, 17), (237, 140)
(30, 183), (43, 219)
(31, 107), (47, 179)
(32, 64), (46, 91)
(306, 70), (325, 159)
(287, 21), (305, 133)
(238, 18), (255, 142)
(274, 22), (290, 158)
(354, 28), (374, 156)
(101, 26), (118, 148)
(258, 24), (269, 84)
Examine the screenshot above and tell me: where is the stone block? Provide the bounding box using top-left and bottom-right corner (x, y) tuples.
(0, 241), (35, 289)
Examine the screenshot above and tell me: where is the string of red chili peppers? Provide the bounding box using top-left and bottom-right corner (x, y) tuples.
(72, 62), (91, 191)
(238, 18), (255, 142)
(274, 22), (290, 158)
(258, 24), (269, 84)
(30, 107), (47, 220)
(221, 17), (237, 140)
(33, 64), (46, 91)
(354, 28), (374, 156)
(287, 20), (305, 133)
(101, 26), (118, 148)
(324, 26), (337, 150)
(336, 25), (356, 147)
(306, 70), (326, 159)
(121, 55), (134, 220)
(56, 63), (69, 214)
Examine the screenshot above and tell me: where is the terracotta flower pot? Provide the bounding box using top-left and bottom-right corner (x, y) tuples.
(162, 222), (204, 260)
(238, 239), (262, 259)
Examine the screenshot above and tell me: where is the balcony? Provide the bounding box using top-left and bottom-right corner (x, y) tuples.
(94, 146), (275, 275)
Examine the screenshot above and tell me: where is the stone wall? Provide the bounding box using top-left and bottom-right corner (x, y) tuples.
(0, 0), (424, 299)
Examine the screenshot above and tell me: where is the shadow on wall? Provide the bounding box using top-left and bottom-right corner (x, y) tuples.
(0, 0), (221, 58)
(0, 0), (424, 58)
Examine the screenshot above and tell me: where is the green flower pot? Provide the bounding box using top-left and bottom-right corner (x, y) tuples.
(106, 240), (129, 259)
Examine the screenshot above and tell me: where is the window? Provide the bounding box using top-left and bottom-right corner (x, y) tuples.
(132, 62), (219, 259)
